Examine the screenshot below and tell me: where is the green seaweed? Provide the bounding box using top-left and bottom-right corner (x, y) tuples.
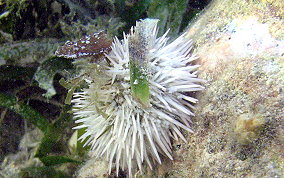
(76, 128), (91, 156)
(148, 0), (189, 37)
(34, 57), (74, 98)
(59, 78), (83, 105)
(35, 106), (73, 158)
(21, 166), (70, 178)
(114, 0), (151, 31)
(0, 0), (32, 38)
(40, 156), (81, 166)
(0, 92), (48, 131)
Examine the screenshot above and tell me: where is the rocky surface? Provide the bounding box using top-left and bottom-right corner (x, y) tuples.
(166, 0), (284, 177)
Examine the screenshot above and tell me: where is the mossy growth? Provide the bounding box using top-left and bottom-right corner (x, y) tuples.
(234, 113), (266, 144)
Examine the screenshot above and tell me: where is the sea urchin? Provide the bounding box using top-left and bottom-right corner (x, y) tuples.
(71, 19), (204, 177)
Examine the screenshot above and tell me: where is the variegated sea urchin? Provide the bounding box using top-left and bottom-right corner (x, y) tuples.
(71, 19), (204, 177)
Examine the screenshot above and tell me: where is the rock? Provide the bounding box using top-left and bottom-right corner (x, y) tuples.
(76, 159), (109, 178)
(164, 0), (284, 177)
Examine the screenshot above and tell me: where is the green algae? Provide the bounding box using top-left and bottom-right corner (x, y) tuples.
(130, 61), (150, 106)
(34, 57), (74, 98)
(148, 0), (189, 38)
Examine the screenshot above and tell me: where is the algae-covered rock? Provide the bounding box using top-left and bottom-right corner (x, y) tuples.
(162, 0), (284, 177)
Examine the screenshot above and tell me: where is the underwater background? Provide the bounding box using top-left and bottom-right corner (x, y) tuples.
(0, 0), (283, 177)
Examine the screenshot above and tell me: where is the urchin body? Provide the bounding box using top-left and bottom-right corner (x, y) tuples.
(72, 19), (204, 176)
